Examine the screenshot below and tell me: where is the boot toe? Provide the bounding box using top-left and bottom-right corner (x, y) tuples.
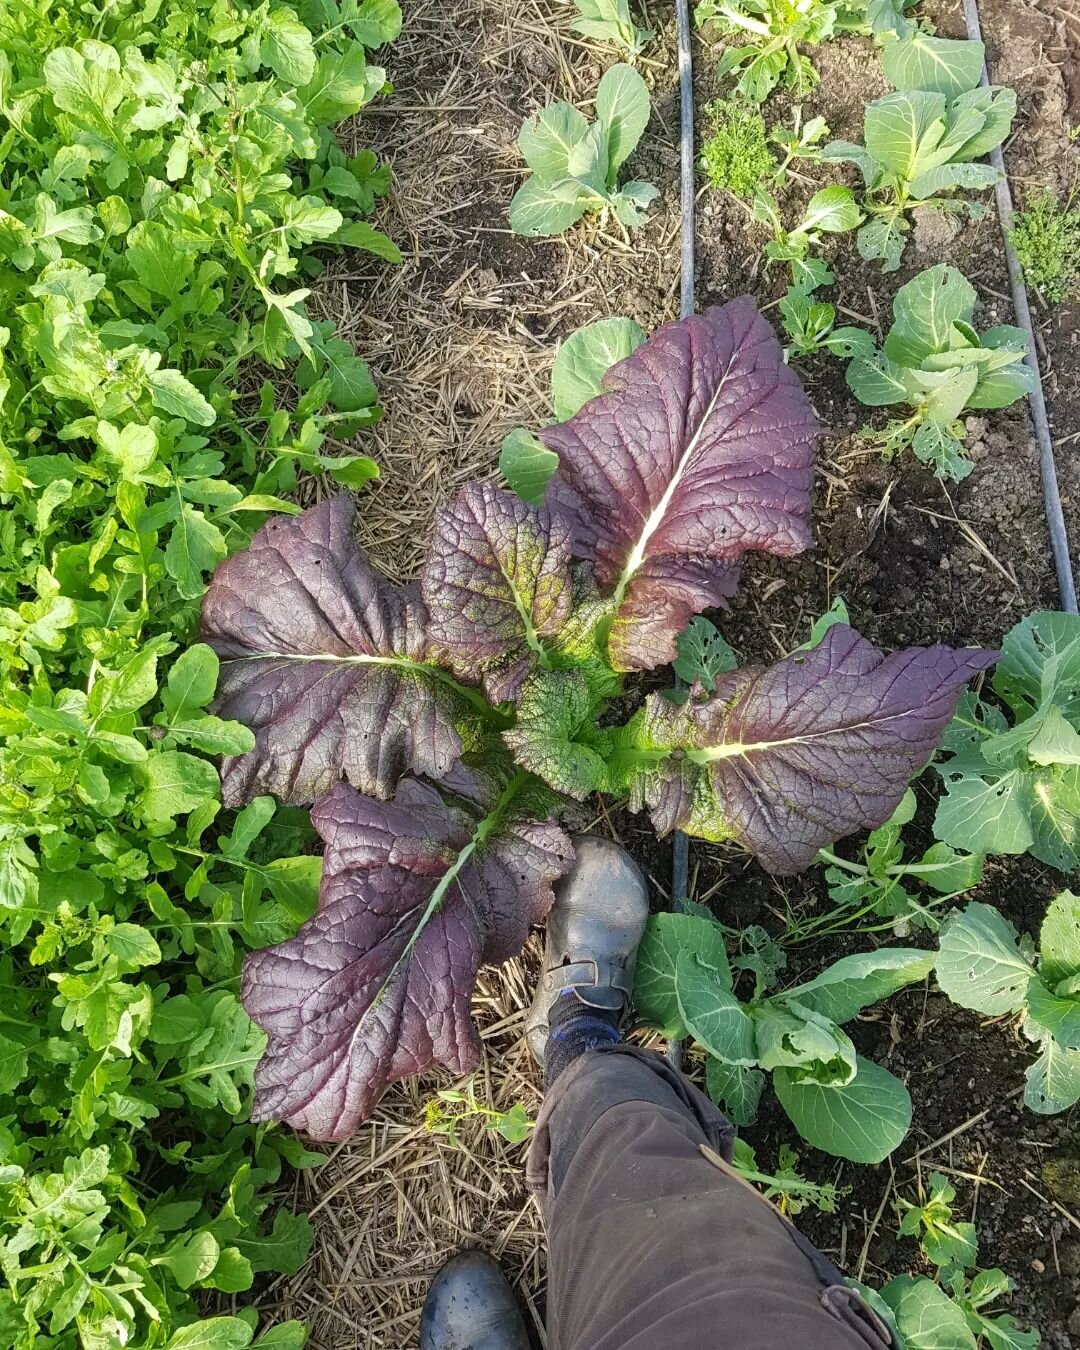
(525, 836), (650, 1066)
(420, 1250), (531, 1350)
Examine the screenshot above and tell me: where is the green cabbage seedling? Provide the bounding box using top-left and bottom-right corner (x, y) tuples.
(753, 185), (875, 358)
(845, 264), (1033, 479)
(823, 35), (1015, 270)
(695, 0), (913, 104)
(499, 315), (646, 503)
(754, 183), (863, 290)
(937, 893), (1080, 1114)
(934, 610), (1080, 871)
(509, 65), (658, 235)
(635, 909), (936, 1160)
(569, 0), (653, 54)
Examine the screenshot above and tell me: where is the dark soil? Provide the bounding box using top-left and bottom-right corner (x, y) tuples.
(684, 3), (1080, 1341)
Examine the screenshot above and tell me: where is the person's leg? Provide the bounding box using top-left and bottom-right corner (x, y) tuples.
(529, 1045), (893, 1350)
(420, 838), (637, 1349)
(543, 988), (620, 1087)
(423, 835), (897, 1350)
(524, 838), (896, 1350)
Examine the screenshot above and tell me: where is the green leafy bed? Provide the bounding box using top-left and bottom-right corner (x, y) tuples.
(0, 0), (404, 1345)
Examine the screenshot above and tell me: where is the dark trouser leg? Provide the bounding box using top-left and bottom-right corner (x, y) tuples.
(526, 1044), (895, 1350)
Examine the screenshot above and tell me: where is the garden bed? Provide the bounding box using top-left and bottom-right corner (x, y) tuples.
(268, 1), (1080, 1346)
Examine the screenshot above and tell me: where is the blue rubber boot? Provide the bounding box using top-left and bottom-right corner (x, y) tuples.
(419, 1250), (531, 1350)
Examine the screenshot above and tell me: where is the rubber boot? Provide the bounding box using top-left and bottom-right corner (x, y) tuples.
(524, 835), (650, 1066)
(419, 1250), (531, 1350)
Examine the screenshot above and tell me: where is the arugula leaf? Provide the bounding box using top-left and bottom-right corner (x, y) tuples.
(0, 0), (400, 1340)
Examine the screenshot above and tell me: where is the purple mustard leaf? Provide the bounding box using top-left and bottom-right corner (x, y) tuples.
(241, 777), (572, 1139)
(542, 299), (823, 671)
(631, 626), (998, 873)
(201, 499), (472, 806)
(421, 482), (575, 703)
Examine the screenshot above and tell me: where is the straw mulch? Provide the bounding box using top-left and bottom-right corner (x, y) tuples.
(308, 0), (682, 582)
(264, 1), (681, 1345)
(263, 946), (550, 1349)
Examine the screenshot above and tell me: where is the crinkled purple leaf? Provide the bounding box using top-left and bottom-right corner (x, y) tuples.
(241, 777), (572, 1138)
(421, 482), (574, 703)
(542, 299), (822, 671)
(201, 499), (471, 806)
(627, 626), (997, 873)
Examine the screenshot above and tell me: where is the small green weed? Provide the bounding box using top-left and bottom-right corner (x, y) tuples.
(424, 1082), (535, 1147)
(816, 787), (983, 938)
(770, 108), (831, 186)
(897, 1172), (978, 1268)
(1010, 188), (1080, 304)
(733, 1139), (845, 1217)
(857, 1172), (1042, 1350)
(701, 100), (776, 198)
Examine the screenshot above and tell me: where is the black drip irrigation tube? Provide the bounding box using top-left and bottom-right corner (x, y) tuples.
(667, 0), (695, 1070)
(664, 0), (1079, 1061)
